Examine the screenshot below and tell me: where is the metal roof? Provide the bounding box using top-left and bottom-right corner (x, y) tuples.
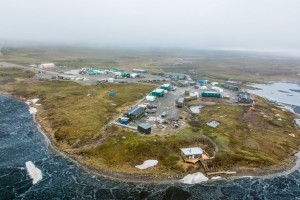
(239, 94), (252, 99)
(202, 91), (220, 94)
(178, 97), (185, 103)
(181, 147), (203, 156)
(128, 107), (145, 116)
(153, 89), (164, 93)
(207, 120), (220, 128)
(138, 123), (151, 129)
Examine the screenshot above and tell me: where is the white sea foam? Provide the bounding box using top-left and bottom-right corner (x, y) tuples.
(211, 176), (221, 180)
(25, 161), (42, 184)
(30, 99), (40, 104)
(180, 172), (208, 184)
(240, 176), (253, 178)
(135, 160), (158, 170)
(29, 107), (37, 115)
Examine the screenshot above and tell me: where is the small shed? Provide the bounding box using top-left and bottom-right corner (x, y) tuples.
(180, 147), (203, 161)
(178, 81), (189, 87)
(189, 81), (196, 86)
(190, 92), (199, 99)
(176, 97), (185, 108)
(108, 78), (115, 83)
(119, 117), (129, 125)
(184, 90), (190, 96)
(138, 123), (151, 134)
(200, 86), (208, 90)
(114, 72), (122, 77)
(146, 95), (156, 102)
(206, 120), (220, 128)
(238, 94), (253, 103)
(198, 80), (208, 86)
(237, 89), (249, 96)
(130, 73), (139, 78)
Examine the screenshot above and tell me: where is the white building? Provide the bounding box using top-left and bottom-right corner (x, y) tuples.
(181, 147), (203, 160)
(211, 86), (224, 93)
(146, 95), (156, 102)
(130, 73), (138, 78)
(38, 63), (55, 68)
(107, 78), (115, 83)
(114, 72), (122, 76)
(200, 86), (208, 90)
(190, 92), (199, 98)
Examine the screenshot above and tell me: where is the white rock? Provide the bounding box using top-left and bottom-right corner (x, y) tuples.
(25, 161), (42, 184)
(180, 172), (208, 184)
(135, 160), (158, 170)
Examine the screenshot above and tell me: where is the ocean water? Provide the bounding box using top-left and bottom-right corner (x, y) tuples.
(1, 91), (300, 199)
(249, 82), (300, 113)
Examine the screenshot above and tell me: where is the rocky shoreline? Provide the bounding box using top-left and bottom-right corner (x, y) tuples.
(1, 92), (300, 184)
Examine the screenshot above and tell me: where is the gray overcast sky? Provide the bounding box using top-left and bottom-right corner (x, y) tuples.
(0, 0), (300, 51)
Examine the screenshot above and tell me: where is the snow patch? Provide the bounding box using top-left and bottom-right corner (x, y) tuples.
(135, 160), (158, 170)
(180, 172), (208, 184)
(25, 161), (42, 184)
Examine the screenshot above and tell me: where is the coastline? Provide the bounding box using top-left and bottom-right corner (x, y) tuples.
(1, 92), (300, 184)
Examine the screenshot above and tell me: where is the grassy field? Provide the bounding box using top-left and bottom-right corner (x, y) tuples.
(1, 47), (300, 83)
(0, 67), (34, 84)
(2, 79), (155, 149)
(192, 97), (300, 171)
(79, 127), (214, 175)
(0, 68), (215, 176)
(1, 49), (300, 178)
